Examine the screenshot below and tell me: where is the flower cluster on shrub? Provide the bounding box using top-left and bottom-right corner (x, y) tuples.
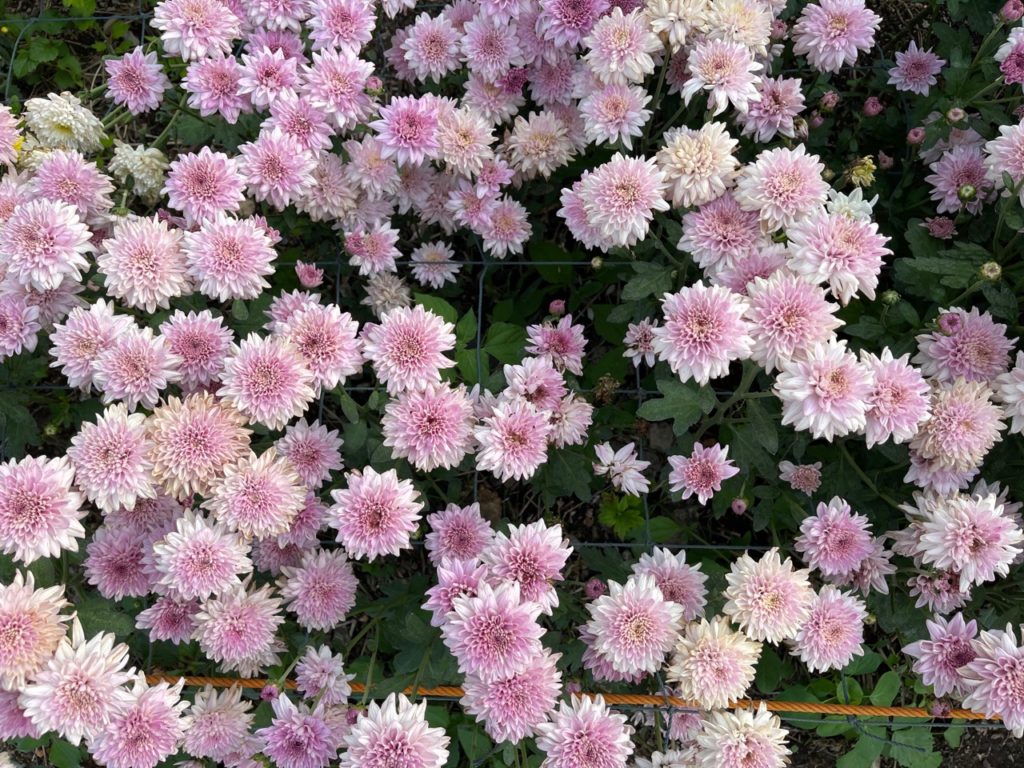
(2, 0), (1024, 766)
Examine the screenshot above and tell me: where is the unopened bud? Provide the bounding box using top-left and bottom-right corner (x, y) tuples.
(881, 289), (901, 306)
(958, 183), (977, 202)
(730, 498), (747, 515)
(260, 685), (279, 702)
(585, 578), (607, 599)
(907, 127), (926, 145)
(862, 96), (883, 116)
(549, 299), (566, 316)
(981, 261), (1002, 280)
(1002, 0), (1024, 22)
(591, 256), (603, 269)
(946, 107), (967, 123)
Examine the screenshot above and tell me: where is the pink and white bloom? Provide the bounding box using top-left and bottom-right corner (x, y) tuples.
(151, 510), (252, 600)
(667, 616), (761, 710)
(668, 443), (740, 505)
(903, 613), (978, 697)
(339, 693), (449, 768)
(723, 548), (813, 644)
(0, 570), (69, 690)
(795, 497), (874, 578)
(0, 455), (84, 564)
(632, 547), (708, 621)
(593, 442), (651, 496)
(328, 466), (424, 561)
(90, 675), (191, 768)
(481, 520), (571, 614)
(68, 403), (154, 515)
(888, 41), (945, 95)
(278, 548), (359, 631)
(792, 0), (880, 73)
(424, 503), (494, 566)
(793, 586), (866, 672)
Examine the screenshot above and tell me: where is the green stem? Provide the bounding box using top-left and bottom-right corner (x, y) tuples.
(693, 362), (759, 442)
(408, 641), (433, 702)
(345, 617), (380, 657)
(839, 443), (901, 510)
(361, 627), (379, 705)
(152, 94), (189, 149)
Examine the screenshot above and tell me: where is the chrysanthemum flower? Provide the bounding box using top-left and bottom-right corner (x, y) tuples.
(423, 509), (494, 566)
(787, 209), (891, 305)
(264, 94), (333, 155)
(792, 0), (880, 73)
(339, 693), (450, 768)
(723, 548), (813, 644)
(482, 197), (532, 258)
(328, 466), (424, 560)
(593, 442), (651, 496)
(536, 695), (634, 768)
(583, 7), (660, 85)
(668, 442), (740, 505)
(308, 0), (376, 52)
(888, 40), (945, 95)
(278, 303), (363, 392)
(151, 0), (240, 60)
(238, 46), (299, 109)
(244, 0), (310, 30)
(19, 619), (135, 746)
(668, 616), (761, 709)
(461, 15), (525, 82)
(108, 143), (169, 203)
(995, 351), (1024, 435)
(0, 570), (69, 690)
(151, 509), (252, 600)
(399, 12), (461, 82)
(925, 145), (994, 215)
(909, 379), (1005, 472)
(369, 94), (445, 167)
(474, 399), (552, 482)
(98, 215), (189, 313)
(858, 348), (931, 447)
(105, 46), (170, 114)
(360, 305), (456, 394)
(410, 241), (460, 289)
(238, 129), (316, 210)
(960, 624), (1024, 735)
(903, 613), (977, 697)
(135, 596), (199, 645)
(681, 38), (762, 115)
(914, 307), (1015, 384)
(792, 586), (866, 672)
(183, 685), (253, 761)
(655, 123), (740, 210)
(696, 704), (790, 768)
(713, 244), (789, 294)
(907, 570), (972, 615)
(109, 493), (182, 537)
(581, 624), (645, 684)
(0, 105), (20, 167)
(677, 194), (758, 275)
(362, 272), (413, 317)
(481, 520), (571, 614)
(536, 0), (608, 47)
(774, 339), (874, 441)
(0, 293), (40, 360)
(22, 92), (105, 153)
(204, 449), (306, 540)
(506, 110), (574, 180)
(157, 310), (232, 393)
(65, 403), (151, 515)
(258, 696), (343, 768)
(183, 213), (275, 302)
(301, 49), (375, 132)
(576, 153), (669, 249)
(741, 76), (805, 143)
(0, 690), (40, 739)
(29, 149), (114, 222)
(193, 580), (284, 676)
(90, 675), (191, 768)
(778, 460), (822, 496)
(278, 548), (358, 631)
(0, 199), (93, 291)
(84, 524), (153, 601)
(0, 455), (84, 564)
(423, 558), (488, 627)
(50, 301), (133, 391)
(578, 82), (651, 150)
(624, 319), (659, 368)
(163, 147), (246, 224)
(93, 326), (181, 411)
(462, 647), (562, 744)
(382, 383), (476, 471)
(795, 496), (873, 577)
(182, 54), (250, 124)
(734, 145), (828, 231)
(295, 647), (354, 709)
(219, 334), (316, 430)
(631, 547), (707, 621)
(275, 419), (343, 490)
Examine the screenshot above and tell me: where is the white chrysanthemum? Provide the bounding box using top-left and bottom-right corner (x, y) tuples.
(108, 143), (169, 203)
(695, 704), (790, 768)
(0, 570), (70, 690)
(705, 0), (772, 56)
(722, 548), (813, 644)
(667, 616), (761, 710)
(995, 351), (1024, 435)
(23, 92), (105, 153)
(506, 111), (575, 180)
(645, 0), (710, 51)
(656, 122), (739, 208)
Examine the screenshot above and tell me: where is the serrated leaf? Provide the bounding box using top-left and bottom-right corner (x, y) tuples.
(47, 738), (81, 768)
(483, 322), (527, 364)
(414, 294), (458, 325)
(746, 399), (777, 454)
(837, 729), (887, 768)
(455, 310), (478, 345)
(621, 263), (673, 301)
(76, 596), (136, 639)
(636, 379), (715, 432)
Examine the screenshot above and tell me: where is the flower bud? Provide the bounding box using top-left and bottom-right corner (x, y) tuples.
(907, 127), (926, 145)
(880, 289), (901, 306)
(820, 90), (839, 111)
(937, 312), (963, 335)
(591, 256), (603, 269)
(1002, 0), (1024, 22)
(730, 498), (747, 515)
(946, 107), (967, 123)
(862, 96), (883, 116)
(981, 261), (1002, 281)
(549, 299), (566, 316)
(260, 685), (279, 702)
(931, 700), (952, 718)
(877, 151), (893, 170)
(585, 578), (607, 599)
(957, 183), (977, 202)
(566, 681), (583, 695)
(809, 111), (825, 129)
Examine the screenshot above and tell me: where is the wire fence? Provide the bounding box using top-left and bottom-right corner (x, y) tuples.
(0, 2), (1004, 762)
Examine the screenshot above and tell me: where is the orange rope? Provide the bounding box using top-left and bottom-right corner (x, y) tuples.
(143, 675), (999, 721)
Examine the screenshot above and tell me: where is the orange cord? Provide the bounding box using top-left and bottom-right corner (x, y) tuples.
(142, 675), (999, 721)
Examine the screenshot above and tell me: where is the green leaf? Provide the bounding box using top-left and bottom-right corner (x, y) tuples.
(643, 516), (681, 543)
(534, 448), (593, 502)
(27, 37), (60, 63)
(455, 310), (478, 345)
(870, 671), (901, 707)
(414, 294), (458, 325)
(231, 299), (249, 320)
(338, 391), (360, 423)
(889, 727), (941, 768)
(457, 724), (491, 759)
(598, 494), (645, 539)
(621, 263), (673, 301)
(47, 738), (82, 768)
(76, 596), (136, 639)
(636, 379), (715, 433)
(981, 280), (1019, 320)
(837, 729), (887, 768)
(745, 399), (777, 455)
(842, 650), (882, 675)
(456, 347), (487, 386)
(755, 647), (784, 693)
(530, 241), (575, 285)
(483, 322), (527, 364)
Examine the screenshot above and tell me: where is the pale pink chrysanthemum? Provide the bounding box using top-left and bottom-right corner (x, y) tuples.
(107, 492), (183, 537)
(907, 570), (972, 614)
(424, 503), (493, 566)
(93, 326), (181, 411)
(295, 646), (354, 707)
(482, 196), (532, 258)
(328, 466), (423, 561)
(193, 580), (284, 676)
(0, 199), (92, 291)
(655, 122), (740, 210)
(361, 272), (413, 317)
(741, 76), (805, 142)
(294, 260), (325, 288)
(410, 241), (460, 289)
(151, 509), (252, 600)
(917, 492), (1023, 589)
(163, 147), (246, 224)
(0, 105), (20, 167)
(681, 38), (762, 115)
(98, 215), (188, 313)
(536, 0), (608, 47)
(925, 145), (994, 215)
(152, 0), (241, 61)
(985, 121), (1024, 206)
(505, 110), (572, 179)
(653, 282), (753, 385)
(84, 525), (153, 601)
(382, 383), (476, 471)
(135, 596), (199, 645)
(903, 613), (977, 697)
(301, 49), (375, 132)
(960, 624), (1024, 735)
(219, 334), (316, 430)
(593, 441), (650, 496)
(0, 455), (84, 564)
(265, 94), (333, 154)
(278, 548), (358, 631)
(581, 624), (645, 684)
(577, 153), (669, 249)
(667, 616), (761, 709)
(344, 222), (401, 276)
(29, 149), (113, 222)
(436, 108), (495, 177)
(583, 7), (660, 85)
(308, 0), (375, 52)
(344, 135), (400, 200)
(423, 558), (488, 627)
(461, 15), (525, 82)
(548, 392), (594, 448)
(536, 695), (633, 768)
(0, 293), (40, 360)
(723, 548), (813, 644)
(267, 289), (322, 330)
(0, 173), (31, 226)
(369, 94), (444, 167)
(795, 496), (873, 578)
(774, 339), (874, 441)
(909, 379), (1005, 472)
(278, 303), (363, 391)
(238, 46), (299, 109)
(713, 244), (789, 295)
(91, 675), (191, 768)
(480, 520), (571, 614)
(238, 129), (316, 210)
(832, 535), (897, 597)
(504, 357), (567, 412)
(258, 696), (342, 768)
(105, 46), (170, 114)
(792, 0), (880, 73)
(745, 273), (842, 373)
(995, 351), (1024, 435)
(462, 647), (562, 744)
(696, 704), (790, 768)
(275, 419), (343, 490)
(277, 491), (327, 548)
(860, 348), (931, 447)
(360, 305), (456, 394)
(793, 586), (866, 672)
(0, 690), (41, 739)
(677, 192), (759, 275)
(632, 547), (707, 621)
(244, 0), (310, 30)
(147, 393), (251, 499)
(888, 40), (945, 95)
(159, 310), (233, 393)
(182, 54), (250, 124)
(204, 449), (306, 540)
(914, 307), (1015, 384)
(401, 12), (461, 82)
(787, 209), (891, 305)
(474, 399), (552, 482)
(623, 318), (658, 368)
(528, 54), (580, 108)
(668, 442), (740, 505)
(734, 145), (829, 232)
(0, 570), (69, 690)
(19, 619), (134, 746)
(442, 581), (544, 681)
(15, 275), (86, 332)
(579, 82), (651, 150)
(339, 693), (449, 768)
(778, 460), (822, 496)
(586, 574), (683, 676)
(192, 692), (260, 767)
(68, 403), (153, 515)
